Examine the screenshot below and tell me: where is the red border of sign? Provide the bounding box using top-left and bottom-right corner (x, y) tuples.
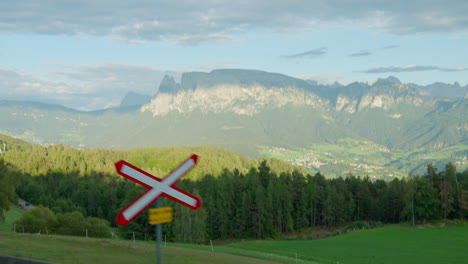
(115, 154), (201, 226)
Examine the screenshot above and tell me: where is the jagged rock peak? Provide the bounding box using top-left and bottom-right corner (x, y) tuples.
(330, 81), (344, 88)
(158, 75), (180, 94)
(334, 77), (423, 113)
(373, 76), (402, 86)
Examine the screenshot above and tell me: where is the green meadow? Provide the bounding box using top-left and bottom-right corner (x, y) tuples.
(1, 208), (467, 264)
(225, 226), (468, 264)
(1, 226), (467, 264)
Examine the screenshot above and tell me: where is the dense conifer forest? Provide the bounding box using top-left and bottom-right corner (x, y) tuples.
(0, 135), (467, 241)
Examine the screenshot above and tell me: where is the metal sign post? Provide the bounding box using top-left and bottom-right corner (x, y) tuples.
(114, 154), (202, 264)
(150, 205), (173, 264)
(156, 199), (162, 264)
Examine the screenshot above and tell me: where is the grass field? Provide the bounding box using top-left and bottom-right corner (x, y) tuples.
(0, 232), (287, 264)
(225, 226), (468, 264)
(1, 207), (467, 264)
(1, 226), (467, 264)
(0, 208), (285, 264)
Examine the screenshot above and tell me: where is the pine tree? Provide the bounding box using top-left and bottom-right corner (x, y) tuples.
(412, 177), (440, 223)
(439, 175), (454, 219)
(427, 162), (438, 189)
(291, 171), (308, 230)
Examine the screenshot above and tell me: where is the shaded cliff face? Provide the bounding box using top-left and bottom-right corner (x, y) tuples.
(177, 69), (312, 92)
(120, 92), (152, 107)
(408, 81), (468, 100)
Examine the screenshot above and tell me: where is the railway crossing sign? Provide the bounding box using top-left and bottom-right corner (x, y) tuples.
(115, 154), (201, 226)
(149, 207), (173, 225)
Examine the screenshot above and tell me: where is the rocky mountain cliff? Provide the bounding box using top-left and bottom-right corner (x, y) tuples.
(143, 70), (423, 116)
(334, 77), (422, 114)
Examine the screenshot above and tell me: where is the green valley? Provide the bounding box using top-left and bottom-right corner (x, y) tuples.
(260, 138), (468, 178)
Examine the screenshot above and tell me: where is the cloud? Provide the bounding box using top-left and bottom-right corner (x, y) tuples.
(112, 37), (147, 45)
(360, 65), (467, 73)
(382, 12), (468, 34)
(1, 0), (466, 44)
(382, 45), (399, 50)
(0, 64), (180, 111)
(440, 67), (467, 72)
(349, 51), (372, 57)
(349, 44), (399, 57)
(283, 47), (327, 59)
(0, 66), (86, 106)
(175, 33), (234, 45)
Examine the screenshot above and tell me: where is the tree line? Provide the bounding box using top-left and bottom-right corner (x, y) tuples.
(169, 161), (467, 241)
(3, 155), (467, 241)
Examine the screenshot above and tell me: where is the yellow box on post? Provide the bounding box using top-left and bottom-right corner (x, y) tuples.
(149, 207), (173, 225)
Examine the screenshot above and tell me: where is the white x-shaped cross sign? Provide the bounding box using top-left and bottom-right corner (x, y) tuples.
(115, 155), (201, 226)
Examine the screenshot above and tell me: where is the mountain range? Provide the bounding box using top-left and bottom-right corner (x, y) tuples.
(0, 69), (467, 178)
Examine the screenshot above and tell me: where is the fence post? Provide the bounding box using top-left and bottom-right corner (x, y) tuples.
(133, 232), (135, 243)
(210, 239), (214, 252)
(13, 224), (16, 233)
(22, 225), (24, 233)
(86, 229), (88, 238)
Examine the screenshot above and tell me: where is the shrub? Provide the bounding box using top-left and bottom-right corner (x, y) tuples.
(14, 205), (57, 234)
(86, 217), (112, 238)
(56, 211), (87, 236)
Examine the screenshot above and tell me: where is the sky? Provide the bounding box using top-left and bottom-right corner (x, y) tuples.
(1, 0), (468, 111)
